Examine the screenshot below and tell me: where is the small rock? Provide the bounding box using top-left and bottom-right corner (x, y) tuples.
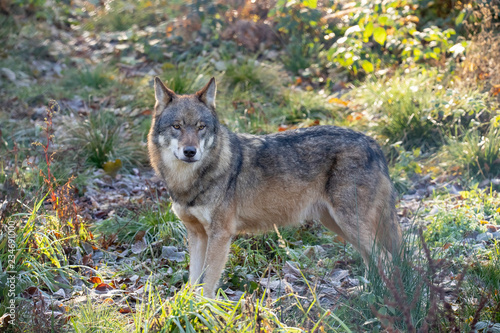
(81, 242), (94, 255)
(492, 231), (500, 239)
(416, 189), (427, 197)
(161, 246), (186, 262)
(330, 269), (350, 282)
(485, 224), (498, 233)
(93, 251), (104, 261)
(473, 243), (486, 250)
(49, 300), (66, 313)
(0, 67), (16, 82)
(476, 232), (493, 242)
(427, 185), (436, 195)
(461, 238), (475, 245)
(402, 194), (422, 200)
(426, 207), (440, 216)
(53, 289), (66, 299)
(302, 245), (326, 260)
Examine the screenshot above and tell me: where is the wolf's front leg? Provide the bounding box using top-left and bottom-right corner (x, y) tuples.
(186, 228), (208, 286)
(201, 232), (232, 298)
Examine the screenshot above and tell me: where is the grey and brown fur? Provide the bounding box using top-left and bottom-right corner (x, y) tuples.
(148, 77), (402, 298)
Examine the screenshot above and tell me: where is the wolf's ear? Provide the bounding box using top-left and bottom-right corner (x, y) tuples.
(196, 77), (216, 110)
(154, 77), (175, 110)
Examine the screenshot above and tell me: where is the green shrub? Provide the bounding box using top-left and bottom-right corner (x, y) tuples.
(69, 110), (146, 170)
(352, 73), (440, 150)
(326, 0), (462, 76)
(444, 123), (500, 179)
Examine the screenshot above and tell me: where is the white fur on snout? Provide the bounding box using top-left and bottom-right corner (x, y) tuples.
(161, 138), (200, 183)
(174, 139), (202, 162)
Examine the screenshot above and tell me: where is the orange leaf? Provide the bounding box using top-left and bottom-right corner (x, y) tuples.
(119, 307), (132, 314)
(88, 276), (102, 284)
(103, 298), (114, 304)
(443, 243), (452, 250)
(278, 125), (289, 132)
(346, 112), (363, 122)
(95, 283), (114, 292)
(492, 85), (500, 96)
(478, 72), (490, 80)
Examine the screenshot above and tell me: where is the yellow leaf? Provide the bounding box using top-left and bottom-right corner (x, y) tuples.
(162, 62), (175, 70)
(103, 159), (122, 177)
(480, 220), (488, 224)
(328, 97), (349, 106)
(496, 207), (500, 213)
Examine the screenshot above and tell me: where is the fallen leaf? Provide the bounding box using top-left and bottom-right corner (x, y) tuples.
(119, 307), (132, 314)
(328, 97), (349, 106)
(134, 231), (146, 242)
(131, 239), (147, 254)
(82, 254), (93, 266)
(492, 85), (500, 96)
(103, 159), (122, 178)
(88, 276), (102, 284)
(95, 283), (114, 292)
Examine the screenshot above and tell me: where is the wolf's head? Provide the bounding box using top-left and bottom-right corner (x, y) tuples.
(149, 77), (219, 165)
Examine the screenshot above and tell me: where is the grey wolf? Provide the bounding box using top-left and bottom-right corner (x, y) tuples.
(148, 77), (402, 298)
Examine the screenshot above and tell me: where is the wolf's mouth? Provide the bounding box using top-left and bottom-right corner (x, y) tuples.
(180, 158), (197, 163)
(174, 152), (199, 163)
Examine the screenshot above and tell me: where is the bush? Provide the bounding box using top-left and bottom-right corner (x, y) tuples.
(69, 110), (146, 170)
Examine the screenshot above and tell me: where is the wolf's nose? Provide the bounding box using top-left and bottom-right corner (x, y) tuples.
(183, 146), (197, 158)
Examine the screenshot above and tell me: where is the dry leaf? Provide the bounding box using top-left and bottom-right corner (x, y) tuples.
(88, 276), (102, 284)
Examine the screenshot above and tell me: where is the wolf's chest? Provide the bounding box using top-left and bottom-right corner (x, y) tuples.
(172, 202), (213, 229)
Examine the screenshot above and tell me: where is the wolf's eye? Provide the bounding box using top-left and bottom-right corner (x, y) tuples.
(172, 125), (181, 130)
(198, 125), (206, 130)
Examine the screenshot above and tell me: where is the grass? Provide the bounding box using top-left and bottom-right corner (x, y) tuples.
(95, 203), (186, 246)
(69, 110), (147, 170)
(350, 72), (441, 150)
(444, 124), (500, 180)
(71, 298), (130, 333)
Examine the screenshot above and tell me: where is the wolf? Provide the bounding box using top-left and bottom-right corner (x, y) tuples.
(148, 77), (402, 298)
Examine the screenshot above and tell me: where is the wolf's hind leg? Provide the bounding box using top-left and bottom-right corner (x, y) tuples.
(319, 210), (348, 241)
(322, 204), (381, 267)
